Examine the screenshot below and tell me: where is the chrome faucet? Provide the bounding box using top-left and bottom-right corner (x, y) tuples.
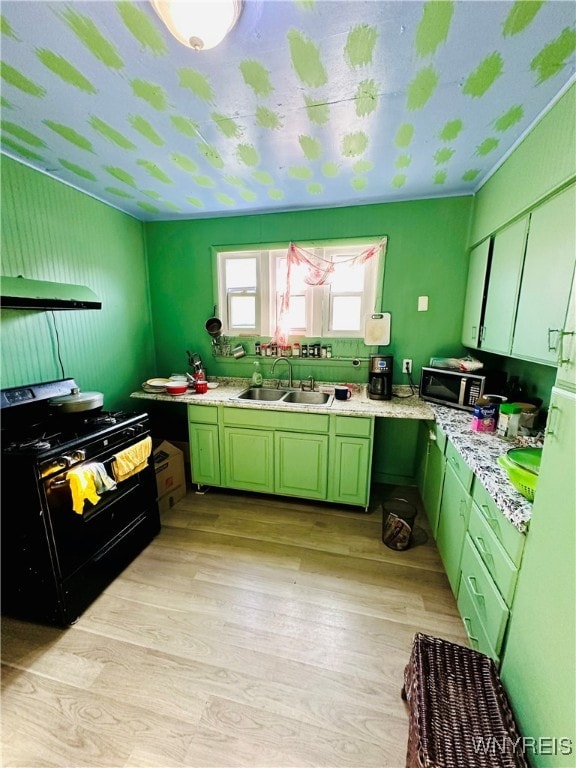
(271, 356), (293, 389)
(301, 375), (315, 391)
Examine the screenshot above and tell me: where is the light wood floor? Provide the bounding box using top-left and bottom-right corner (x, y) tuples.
(1, 483), (468, 768)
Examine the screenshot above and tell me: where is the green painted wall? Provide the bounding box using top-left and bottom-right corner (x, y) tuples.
(0, 156), (156, 409)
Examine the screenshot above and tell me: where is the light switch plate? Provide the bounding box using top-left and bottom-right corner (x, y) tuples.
(418, 295), (429, 311)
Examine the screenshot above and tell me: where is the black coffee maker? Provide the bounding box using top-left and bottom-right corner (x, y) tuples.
(368, 355), (393, 400)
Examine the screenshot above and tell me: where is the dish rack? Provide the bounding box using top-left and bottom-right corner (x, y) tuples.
(497, 454), (538, 501)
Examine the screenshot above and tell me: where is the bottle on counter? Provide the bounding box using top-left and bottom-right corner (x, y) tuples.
(497, 403), (522, 438)
(293, 342), (300, 357)
(251, 360), (263, 387)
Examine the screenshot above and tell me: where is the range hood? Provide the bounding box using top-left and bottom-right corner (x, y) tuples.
(0, 275), (102, 310)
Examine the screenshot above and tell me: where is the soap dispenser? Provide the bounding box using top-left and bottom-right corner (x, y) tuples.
(251, 360), (263, 387)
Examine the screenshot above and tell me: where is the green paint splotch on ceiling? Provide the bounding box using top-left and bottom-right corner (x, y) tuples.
(295, 0), (315, 9)
(0, 136), (44, 161)
(216, 193), (236, 207)
(476, 137), (499, 156)
(61, 8), (124, 69)
(395, 154), (411, 169)
(462, 169), (480, 182)
(253, 170), (274, 185)
(307, 182), (323, 195)
(240, 60), (273, 97)
(178, 68), (213, 102)
(392, 174), (406, 189)
(137, 201), (160, 214)
(407, 66), (438, 110)
(355, 80), (378, 117)
(256, 106), (282, 130)
(0, 96), (12, 109)
(531, 28), (576, 84)
(439, 119), (462, 141)
(268, 188), (284, 200)
(105, 166), (137, 187)
(434, 170), (447, 185)
(344, 25), (377, 69)
(137, 159), (172, 183)
(212, 113), (242, 139)
(494, 105), (524, 131)
(299, 135), (322, 161)
(351, 177), (367, 191)
(193, 175), (215, 188)
(434, 147), (454, 164)
(463, 52), (503, 97)
(59, 158), (97, 181)
(131, 79), (167, 111)
(287, 29), (327, 87)
(143, 189), (161, 199)
(1, 15), (19, 40)
(171, 115), (200, 138)
(116, 1), (166, 56)
(322, 162), (339, 177)
(289, 165), (313, 180)
(304, 95), (329, 124)
(90, 116), (135, 150)
(130, 115), (164, 145)
(0, 62), (45, 97)
(106, 186), (133, 199)
(342, 131), (368, 157)
(171, 152), (197, 174)
(1, 121), (45, 147)
(36, 49), (97, 93)
(239, 188), (257, 202)
(503, 1), (544, 37)
(395, 123), (414, 148)
(237, 144), (260, 167)
(197, 143), (224, 169)
(43, 120), (94, 152)
(353, 159), (373, 173)
(186, 196), (204, 208)
(415, 0), (454, 57)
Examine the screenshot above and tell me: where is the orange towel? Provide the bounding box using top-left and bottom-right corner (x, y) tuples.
(112, 436), (152, 483)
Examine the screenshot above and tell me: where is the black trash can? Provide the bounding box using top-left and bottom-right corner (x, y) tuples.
(382, 498), (417, 551)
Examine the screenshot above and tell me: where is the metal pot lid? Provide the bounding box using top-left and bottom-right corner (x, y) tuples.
(49, 388), (104, 408)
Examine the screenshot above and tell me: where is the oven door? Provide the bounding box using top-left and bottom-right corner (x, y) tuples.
(44, 451), (159, 580)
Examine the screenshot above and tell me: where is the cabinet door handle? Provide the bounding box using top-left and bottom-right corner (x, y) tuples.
(463, 617), (479, 648)
(548, 328), (560, 352)
(546, 405), (560, 436)
(480, 325), (486, 342)
(480, 504), (499, 532)
(467, 575), (486, 609)
(558, 330), (575, 364)
(474, 536), (493, 563)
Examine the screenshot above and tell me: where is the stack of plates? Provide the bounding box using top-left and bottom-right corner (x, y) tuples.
(141, 377), (170, 393)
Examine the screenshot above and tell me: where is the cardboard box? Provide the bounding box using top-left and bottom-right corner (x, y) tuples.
(153, 440), (185, 511)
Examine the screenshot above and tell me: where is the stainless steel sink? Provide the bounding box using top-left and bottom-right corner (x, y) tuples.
(232, 387), (333, 407)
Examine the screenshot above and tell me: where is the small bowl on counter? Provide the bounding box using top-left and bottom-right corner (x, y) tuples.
(165, 381), (188, 395)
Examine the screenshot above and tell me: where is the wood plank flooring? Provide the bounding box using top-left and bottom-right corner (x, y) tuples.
(1, 484), (468, 768)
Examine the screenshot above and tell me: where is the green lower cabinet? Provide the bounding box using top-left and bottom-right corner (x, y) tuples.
(189, 423), (221, 486)
(275, 431), (328, 500)
(329, 435), (371, 507)
(224, 428), (274, 493)
(436, 460), (472, 595)
(421, 436), (446, 539)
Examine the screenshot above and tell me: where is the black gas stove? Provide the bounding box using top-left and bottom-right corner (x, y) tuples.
(1, 378), (161, 626)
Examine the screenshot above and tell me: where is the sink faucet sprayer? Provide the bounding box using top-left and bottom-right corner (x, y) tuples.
(271, 357), (293, 389)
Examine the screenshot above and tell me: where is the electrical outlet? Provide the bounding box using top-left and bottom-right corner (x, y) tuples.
(402, 359), (412, 374)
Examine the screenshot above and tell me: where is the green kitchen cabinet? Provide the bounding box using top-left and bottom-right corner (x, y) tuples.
(511, 184), (576, 365)
(329, 435), (372, 506)
(461, 238), (491, 348)
(436, 442), (473, 595)
(555, 265), (576, 392)
(188, 405), (221, 487)
(480, 216), (528, 355)
(224, 427), (274, 493)
(275, 431), (328, 500)
(417, 421), (447, 538)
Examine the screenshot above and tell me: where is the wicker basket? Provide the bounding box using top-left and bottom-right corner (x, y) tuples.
(497, 454), (537, 501)
(402, 633), (529, 768)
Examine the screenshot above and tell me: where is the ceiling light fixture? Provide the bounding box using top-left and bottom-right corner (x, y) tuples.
(151, 0), (243, 51)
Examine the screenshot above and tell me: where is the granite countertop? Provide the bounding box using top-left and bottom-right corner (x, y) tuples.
(429, 403), (541, 533)
(131, 378), (538, 533)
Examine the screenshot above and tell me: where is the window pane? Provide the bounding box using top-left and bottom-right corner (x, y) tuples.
(230, 295), (255, 327)
(331, 258), (364, 292)
(331, 296), (362, 331)
(226, 258), (256, 289)
(276, 257), (310, 292)
(278, 293), (306, 330)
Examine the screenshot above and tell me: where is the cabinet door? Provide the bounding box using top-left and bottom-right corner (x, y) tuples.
(512, 185), (576, 364)
(556, 265), (576, 392)
(329, 436), (371, 507)
(275, 431), (328, 500)
(481, 216), (528, 355)
(436, 461), (471, 595)
(224, 428), (274, 493)
(461, 239), (491, 348)
(189, 423), (221, 486)
(422, 437), (446, 539)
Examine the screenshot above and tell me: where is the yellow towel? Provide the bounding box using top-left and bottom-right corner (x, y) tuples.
(112, 436), (152, 483)
(67, 466), (101, 515)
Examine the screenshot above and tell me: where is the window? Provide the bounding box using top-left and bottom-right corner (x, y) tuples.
(216, 239), (386, 339)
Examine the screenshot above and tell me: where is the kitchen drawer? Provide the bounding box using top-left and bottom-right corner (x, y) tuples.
(458, 569), (500, 666)
(188, 404), (219, 424)
(431, 421), (447, 454)
(445, 441), (473, 492)
(459, 534), (509, 652)
(468, 502), (518, 606)
(471, 478), (525, 565)
(333, 415), (373, 437)
(222, 406), (329, 433)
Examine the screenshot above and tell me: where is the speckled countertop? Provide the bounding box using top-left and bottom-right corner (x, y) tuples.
(131, 378), (538, 532)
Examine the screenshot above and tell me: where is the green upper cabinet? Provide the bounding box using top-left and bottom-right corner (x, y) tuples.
(556, 266), (576, 393)
(481, 217), (528, 355)
(512, 185), (576, 365)
(461, 239), (490, 349)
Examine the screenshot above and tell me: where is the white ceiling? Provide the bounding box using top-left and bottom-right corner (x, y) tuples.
(1, 0), (575, 222)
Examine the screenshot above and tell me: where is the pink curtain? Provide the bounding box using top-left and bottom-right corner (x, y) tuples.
(274, 239), (386, 345)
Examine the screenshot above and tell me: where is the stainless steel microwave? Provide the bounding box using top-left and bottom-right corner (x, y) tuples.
(419, 367), (505, 411)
